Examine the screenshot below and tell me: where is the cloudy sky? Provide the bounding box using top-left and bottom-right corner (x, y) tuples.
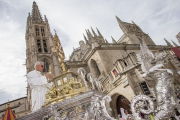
(0, 0), (180, 104)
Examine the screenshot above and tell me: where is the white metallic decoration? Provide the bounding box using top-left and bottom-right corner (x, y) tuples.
(16, 91), (117, 120)
(139, 36), (155, 76)
(92, 95), (116, 120)
(87, 73), (95, 90)
(78, 67), (89, 91)
(131, 38), (176, 120)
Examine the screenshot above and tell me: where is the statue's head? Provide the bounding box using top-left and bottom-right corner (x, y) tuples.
(35, 61), (44, 72)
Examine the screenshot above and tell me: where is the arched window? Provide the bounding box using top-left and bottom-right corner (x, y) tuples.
(37, 40), (41, 52)
(35, 28), (39, 36)
(41, 28), (45, 37)
(43, 40), (48, 52)
(42, 59), (49, 73)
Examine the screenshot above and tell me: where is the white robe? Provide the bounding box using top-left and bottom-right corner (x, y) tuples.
(27, 70), (52, 112)
(120, 108), (127, 119)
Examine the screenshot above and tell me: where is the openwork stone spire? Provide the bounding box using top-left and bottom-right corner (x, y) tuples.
(32, 1), (43, 21)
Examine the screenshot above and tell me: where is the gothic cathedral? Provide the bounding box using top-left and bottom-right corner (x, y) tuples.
(0, 1), (180, 119)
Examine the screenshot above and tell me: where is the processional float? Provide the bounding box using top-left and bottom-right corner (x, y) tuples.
(129, 37), (178, 120)
(16, 34), (179, 120)
(16, 32), (114, 120)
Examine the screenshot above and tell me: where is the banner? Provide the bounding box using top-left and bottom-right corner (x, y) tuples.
(171, 47), (180, 59)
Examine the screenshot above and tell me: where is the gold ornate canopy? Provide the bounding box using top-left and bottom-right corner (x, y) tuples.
(43, 32), (87, 107)
(43, 71), (86, 107)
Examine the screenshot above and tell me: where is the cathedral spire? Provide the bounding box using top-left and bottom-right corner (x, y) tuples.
(32, 1), (43, 21)
(85, 29), (91, 40)
(91, 27), (97, 37)
(96, 28), (103, 37)
(44, 15), (48, 22)
(83, 34), (89, 44)
(87, 29), (93, 38)
(171, 40), (178, 47)
(164, 38), (173, 47)
(111, 36), (117, 43)
(116, 16), (128, 33)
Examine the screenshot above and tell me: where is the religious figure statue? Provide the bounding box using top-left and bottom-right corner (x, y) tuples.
(27, 61), (53, 111)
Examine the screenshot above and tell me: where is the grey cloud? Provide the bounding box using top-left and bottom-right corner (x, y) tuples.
(0, 89), (13, 104)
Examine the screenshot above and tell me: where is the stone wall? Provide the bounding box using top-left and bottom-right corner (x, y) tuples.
(0, 97), (30, 120)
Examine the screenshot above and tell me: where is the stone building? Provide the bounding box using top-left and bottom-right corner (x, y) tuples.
(0, 1), (180, 119)
(0, 97), (29, 120)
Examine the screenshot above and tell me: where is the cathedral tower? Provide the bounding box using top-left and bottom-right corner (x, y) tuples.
(116, 16), (155, 45)
(26, 2), (61, 109)
(25, 1), (61, 76)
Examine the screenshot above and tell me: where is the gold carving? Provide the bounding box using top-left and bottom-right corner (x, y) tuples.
(43, 32), (87, 107)
(43, 75), (86, 107)
(51, 31), (66, 73)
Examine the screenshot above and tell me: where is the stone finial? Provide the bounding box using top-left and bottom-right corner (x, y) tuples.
(87, 29), (93, 38)
(105, 39), (109, 43)
(111, 36), (117, 43)
(83, 34), (89, 45)
(164, 38), (173, 47)
(85, 29), (91, 40)
(44, 15), (48, 22)
(132, 20), (136, 25)
(91, 27), (97, 37)
(96, 27), (103, 37)
(171, 40), (178, 47)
